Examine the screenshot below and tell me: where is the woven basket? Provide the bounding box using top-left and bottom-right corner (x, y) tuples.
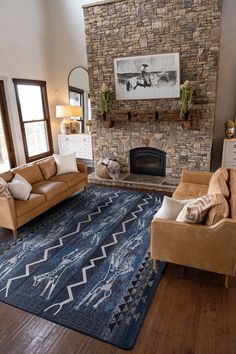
(95, 165), (111, 179)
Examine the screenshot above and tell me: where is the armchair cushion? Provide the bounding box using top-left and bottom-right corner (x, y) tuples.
(208, 167), (229, 198)
(205, 193), (229, 225)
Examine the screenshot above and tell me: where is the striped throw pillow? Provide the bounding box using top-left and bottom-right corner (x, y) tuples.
(0, 177), (11, 197)
(176, 194), (217, 224)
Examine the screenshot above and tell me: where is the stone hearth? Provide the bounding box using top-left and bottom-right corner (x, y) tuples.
(88, 172), (179, 194)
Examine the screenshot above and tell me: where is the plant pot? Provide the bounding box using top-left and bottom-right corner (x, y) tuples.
(103, 120), (114, 128)
(182, 119), (191, 130)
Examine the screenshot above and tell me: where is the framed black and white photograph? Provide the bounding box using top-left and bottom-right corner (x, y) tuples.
(114, 53), (180, 100)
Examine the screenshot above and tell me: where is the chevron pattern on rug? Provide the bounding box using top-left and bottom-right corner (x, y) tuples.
(0, 186), (165, 349)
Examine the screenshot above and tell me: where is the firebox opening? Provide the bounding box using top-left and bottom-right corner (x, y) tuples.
(130, 147), (166, 176)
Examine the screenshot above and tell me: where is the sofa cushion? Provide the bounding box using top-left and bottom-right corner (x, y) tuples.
(173, 182), (208, 200)
(15, 193), (46, 217)
(37, 158), (57, 180)
(205, 194), (229, 225)
(207, 167), (229, 198)
(14, 163), (44, 185)
(229, 169), (236, 219)
(32, 181), (67, 201)
(8, 173), (32, 200)
(176, 194), (217, 224)
(49, 172), (87, 188)
(0, 170), (13, 182)
(153, 196), (195, 220)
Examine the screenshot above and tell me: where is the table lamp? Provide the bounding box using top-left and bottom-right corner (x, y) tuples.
(71, 106), (83, 134)
(56, 105), (73, 134)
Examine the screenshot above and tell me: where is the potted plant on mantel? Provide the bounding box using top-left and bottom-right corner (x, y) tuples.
(100, 83), (114, 128)
(180, 80), (194, 130)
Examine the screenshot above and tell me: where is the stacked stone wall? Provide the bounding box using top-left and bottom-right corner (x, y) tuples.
(83, 0), (222, 177)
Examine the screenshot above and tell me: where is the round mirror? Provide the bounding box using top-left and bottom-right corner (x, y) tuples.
(68, 66), (91, 133)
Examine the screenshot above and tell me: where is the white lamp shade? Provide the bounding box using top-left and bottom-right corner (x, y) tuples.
(56, 105), (73, 118)
(56, 105), (83, 118)
(71, 105), (83, 117)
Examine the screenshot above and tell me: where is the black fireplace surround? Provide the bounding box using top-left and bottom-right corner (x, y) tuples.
(130, 147), (166, 176)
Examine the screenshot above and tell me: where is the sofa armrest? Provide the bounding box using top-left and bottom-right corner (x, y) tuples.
(181, 169), (213, 185)
(151, 218), (236, 276)
(0, 196), (17, 230)
(77, 162), (88, 175)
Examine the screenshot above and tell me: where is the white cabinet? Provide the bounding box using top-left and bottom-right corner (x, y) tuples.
(58, 134), (93, 160)
(222, 138), (236, 168)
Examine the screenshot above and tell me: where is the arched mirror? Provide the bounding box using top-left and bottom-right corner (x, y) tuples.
(68, 66), (91, 133)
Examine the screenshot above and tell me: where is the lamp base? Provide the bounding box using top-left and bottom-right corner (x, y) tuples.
(60, 118), (71, 134)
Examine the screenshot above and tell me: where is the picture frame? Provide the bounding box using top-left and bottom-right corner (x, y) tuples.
(114, 53), (180, 100)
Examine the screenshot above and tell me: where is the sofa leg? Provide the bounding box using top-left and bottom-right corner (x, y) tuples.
(153, 259), (158, 272)
(225, 275), (232, 288)
(12, 229), (17, 240)
(84, 186), (87, 193)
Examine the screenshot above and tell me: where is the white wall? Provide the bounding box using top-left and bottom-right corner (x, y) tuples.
(0, 0), (49, 165)
(44, 0), (101, 150)
(211, 0), (236, 170)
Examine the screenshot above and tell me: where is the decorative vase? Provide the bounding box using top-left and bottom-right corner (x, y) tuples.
(70, 118), (79, 134)
(60, 119), (71, 134)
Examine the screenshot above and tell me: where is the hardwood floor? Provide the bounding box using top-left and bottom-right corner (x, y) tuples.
(0, 229), (236, 353)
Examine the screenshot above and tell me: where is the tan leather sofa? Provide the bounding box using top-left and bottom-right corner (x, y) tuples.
(0, 157), (88, 238)
(151, 169), (236, 287)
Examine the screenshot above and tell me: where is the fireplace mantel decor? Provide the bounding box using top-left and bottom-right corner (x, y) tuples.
(114, 53), (180, 100)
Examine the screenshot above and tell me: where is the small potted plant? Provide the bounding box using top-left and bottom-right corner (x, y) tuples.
(225, 119), (235, 139)
(100, 83), (113, 128)
(180, 80), (194, 129)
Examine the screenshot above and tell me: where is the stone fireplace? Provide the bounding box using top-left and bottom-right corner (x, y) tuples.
(83, 0), (222, 179)
(130, 147), (166, 176)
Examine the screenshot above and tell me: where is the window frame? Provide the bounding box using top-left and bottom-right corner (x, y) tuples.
(13, 78), (53, 163)
(0, 80), (16, 169)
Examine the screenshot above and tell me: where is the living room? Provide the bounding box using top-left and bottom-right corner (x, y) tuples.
(0, 0), (236, 353)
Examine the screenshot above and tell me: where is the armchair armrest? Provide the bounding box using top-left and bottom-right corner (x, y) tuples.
(0, 196), (17, 230)
(77, 162), (88, 175)
(181, 169), (213, 185)
(151, 218), (236, 276)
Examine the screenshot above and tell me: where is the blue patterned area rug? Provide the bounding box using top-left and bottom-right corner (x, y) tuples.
(0, 186), (165, 349)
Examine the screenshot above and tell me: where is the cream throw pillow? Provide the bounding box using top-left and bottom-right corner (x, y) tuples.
(176, 194), (217, 224)
(153, 196), (195, 220)
(53, 153), (78, 175)
(8, 173), (32, 200)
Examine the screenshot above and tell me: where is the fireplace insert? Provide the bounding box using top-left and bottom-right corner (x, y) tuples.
(130, 147), (166, 176)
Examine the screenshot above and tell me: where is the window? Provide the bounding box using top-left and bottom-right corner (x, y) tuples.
(13, 79), (53, 162)
(69, 86), (85, 133)
(0, 81), (16, 172)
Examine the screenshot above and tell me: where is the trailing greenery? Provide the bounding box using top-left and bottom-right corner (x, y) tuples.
(180, 80), (194, 117)
(100, 83), (113, 117)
